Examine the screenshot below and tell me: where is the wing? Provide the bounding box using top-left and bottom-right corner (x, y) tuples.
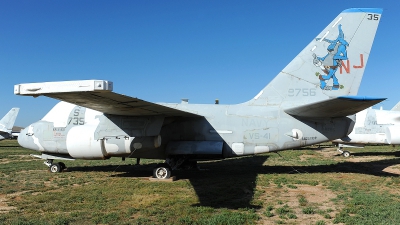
(284, 96), (386, 118)
(14, 80), (200, 117)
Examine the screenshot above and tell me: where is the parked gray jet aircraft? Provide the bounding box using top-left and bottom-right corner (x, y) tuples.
(15, 8), (384, 179)
(0, 108), (20, 141)
(333, 102), (400, 157)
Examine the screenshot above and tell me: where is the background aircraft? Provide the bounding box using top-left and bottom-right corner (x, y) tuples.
(15, 8), (384, 179)
(0, 108), (20, 141)
(333, 101), (400, 157)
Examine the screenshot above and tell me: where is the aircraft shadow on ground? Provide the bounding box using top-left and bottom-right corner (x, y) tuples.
(349, 151), (400, 157)
(69, 154), (400, 209)
(0, 145), (22, 148)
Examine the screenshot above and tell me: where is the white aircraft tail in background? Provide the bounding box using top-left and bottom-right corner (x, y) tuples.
(0, 108), (20, 141)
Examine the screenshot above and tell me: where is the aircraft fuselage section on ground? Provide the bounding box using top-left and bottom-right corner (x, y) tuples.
(334, 106), (400, 146)
(19, 101), (354, 160)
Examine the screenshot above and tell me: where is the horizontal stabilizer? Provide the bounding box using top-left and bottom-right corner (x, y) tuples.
(284, 96), (386, 118)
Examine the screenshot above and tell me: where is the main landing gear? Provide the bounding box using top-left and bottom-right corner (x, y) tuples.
(152, 156), (198, 179)
(153, 163), (172, 179)
(337, 146), (351, 157)
(39, 156), (197, 178)
(44, 159), (66, 173)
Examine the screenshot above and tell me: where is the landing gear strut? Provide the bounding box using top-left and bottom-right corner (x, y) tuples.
(337, 145), (351, 157)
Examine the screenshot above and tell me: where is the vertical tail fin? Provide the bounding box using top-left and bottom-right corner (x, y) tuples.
(391, 101), (400, 111)
(247, 8), (382, 107)
(0, 108), (20, 133)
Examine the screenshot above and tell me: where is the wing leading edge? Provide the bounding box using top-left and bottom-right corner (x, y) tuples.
(284, 96), (386, 118)
(45, 92), (201, 117)
(14, 80), (200, 117)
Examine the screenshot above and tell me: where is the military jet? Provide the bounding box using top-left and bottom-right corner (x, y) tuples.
(15, 8), (384, 179)
(333, 102), (400, 157)
(0, 108), (20, 141)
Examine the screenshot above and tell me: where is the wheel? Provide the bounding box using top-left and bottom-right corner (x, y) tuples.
(58, 162), (66, 170)
(49, 163), (62, 173)
(153, 164), (171, 179)
(343, 151), (351, 157)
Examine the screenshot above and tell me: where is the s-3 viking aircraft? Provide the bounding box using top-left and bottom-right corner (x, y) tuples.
(0, 108), (20, 141)
(15, 8), (384, 179)
(332, 102), (400, 157)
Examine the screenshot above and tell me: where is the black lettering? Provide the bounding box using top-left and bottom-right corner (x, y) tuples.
(73, 109), (80, 116)
(367, 14), (379, 20)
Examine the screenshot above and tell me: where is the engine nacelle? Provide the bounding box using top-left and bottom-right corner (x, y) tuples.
(385, 126), (400, 144)
(66, 125), (105, 159)
(66, 125), (133, 159)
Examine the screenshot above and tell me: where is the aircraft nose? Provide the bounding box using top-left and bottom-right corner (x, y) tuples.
(18, 125), (41, 151)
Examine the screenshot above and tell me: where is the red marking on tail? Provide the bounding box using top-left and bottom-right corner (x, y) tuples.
(353, 54), (364, 68)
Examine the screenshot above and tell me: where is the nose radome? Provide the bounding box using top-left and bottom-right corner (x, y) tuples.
(18, 127), (29, 148)
(18, 125), (39, 151)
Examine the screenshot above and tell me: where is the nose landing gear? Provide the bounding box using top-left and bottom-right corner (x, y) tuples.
(44, 159), (67, 173)
(337, 144), (351, 157)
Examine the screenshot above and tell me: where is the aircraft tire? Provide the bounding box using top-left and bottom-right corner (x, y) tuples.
(153, 163), (171, 179)
(50, 163), (62, 173)
(343, 151), (351, 157)
(59, 162), (66, 170)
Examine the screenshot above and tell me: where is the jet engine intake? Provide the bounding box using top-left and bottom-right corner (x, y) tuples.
(385, 126), (400, 144)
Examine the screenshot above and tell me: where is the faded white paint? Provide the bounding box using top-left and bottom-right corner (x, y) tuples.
(28, 125), (44, 151)
(254, 146), (270, 154)
(42, 102), (75, 127)
(232, 143), (244, 155)
(319, 31), (330, 42)
(332, 17), (342, 28)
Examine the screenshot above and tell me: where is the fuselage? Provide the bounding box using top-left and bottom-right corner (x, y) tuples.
(19, 101), (355, 160)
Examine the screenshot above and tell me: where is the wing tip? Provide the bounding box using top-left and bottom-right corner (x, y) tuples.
(338, 96), (387, 101)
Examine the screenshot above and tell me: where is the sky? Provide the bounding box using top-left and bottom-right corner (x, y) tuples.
(1, 0), (400, 127)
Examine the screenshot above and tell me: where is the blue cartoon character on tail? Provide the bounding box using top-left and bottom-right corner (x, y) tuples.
(313, 24), (349, 90)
